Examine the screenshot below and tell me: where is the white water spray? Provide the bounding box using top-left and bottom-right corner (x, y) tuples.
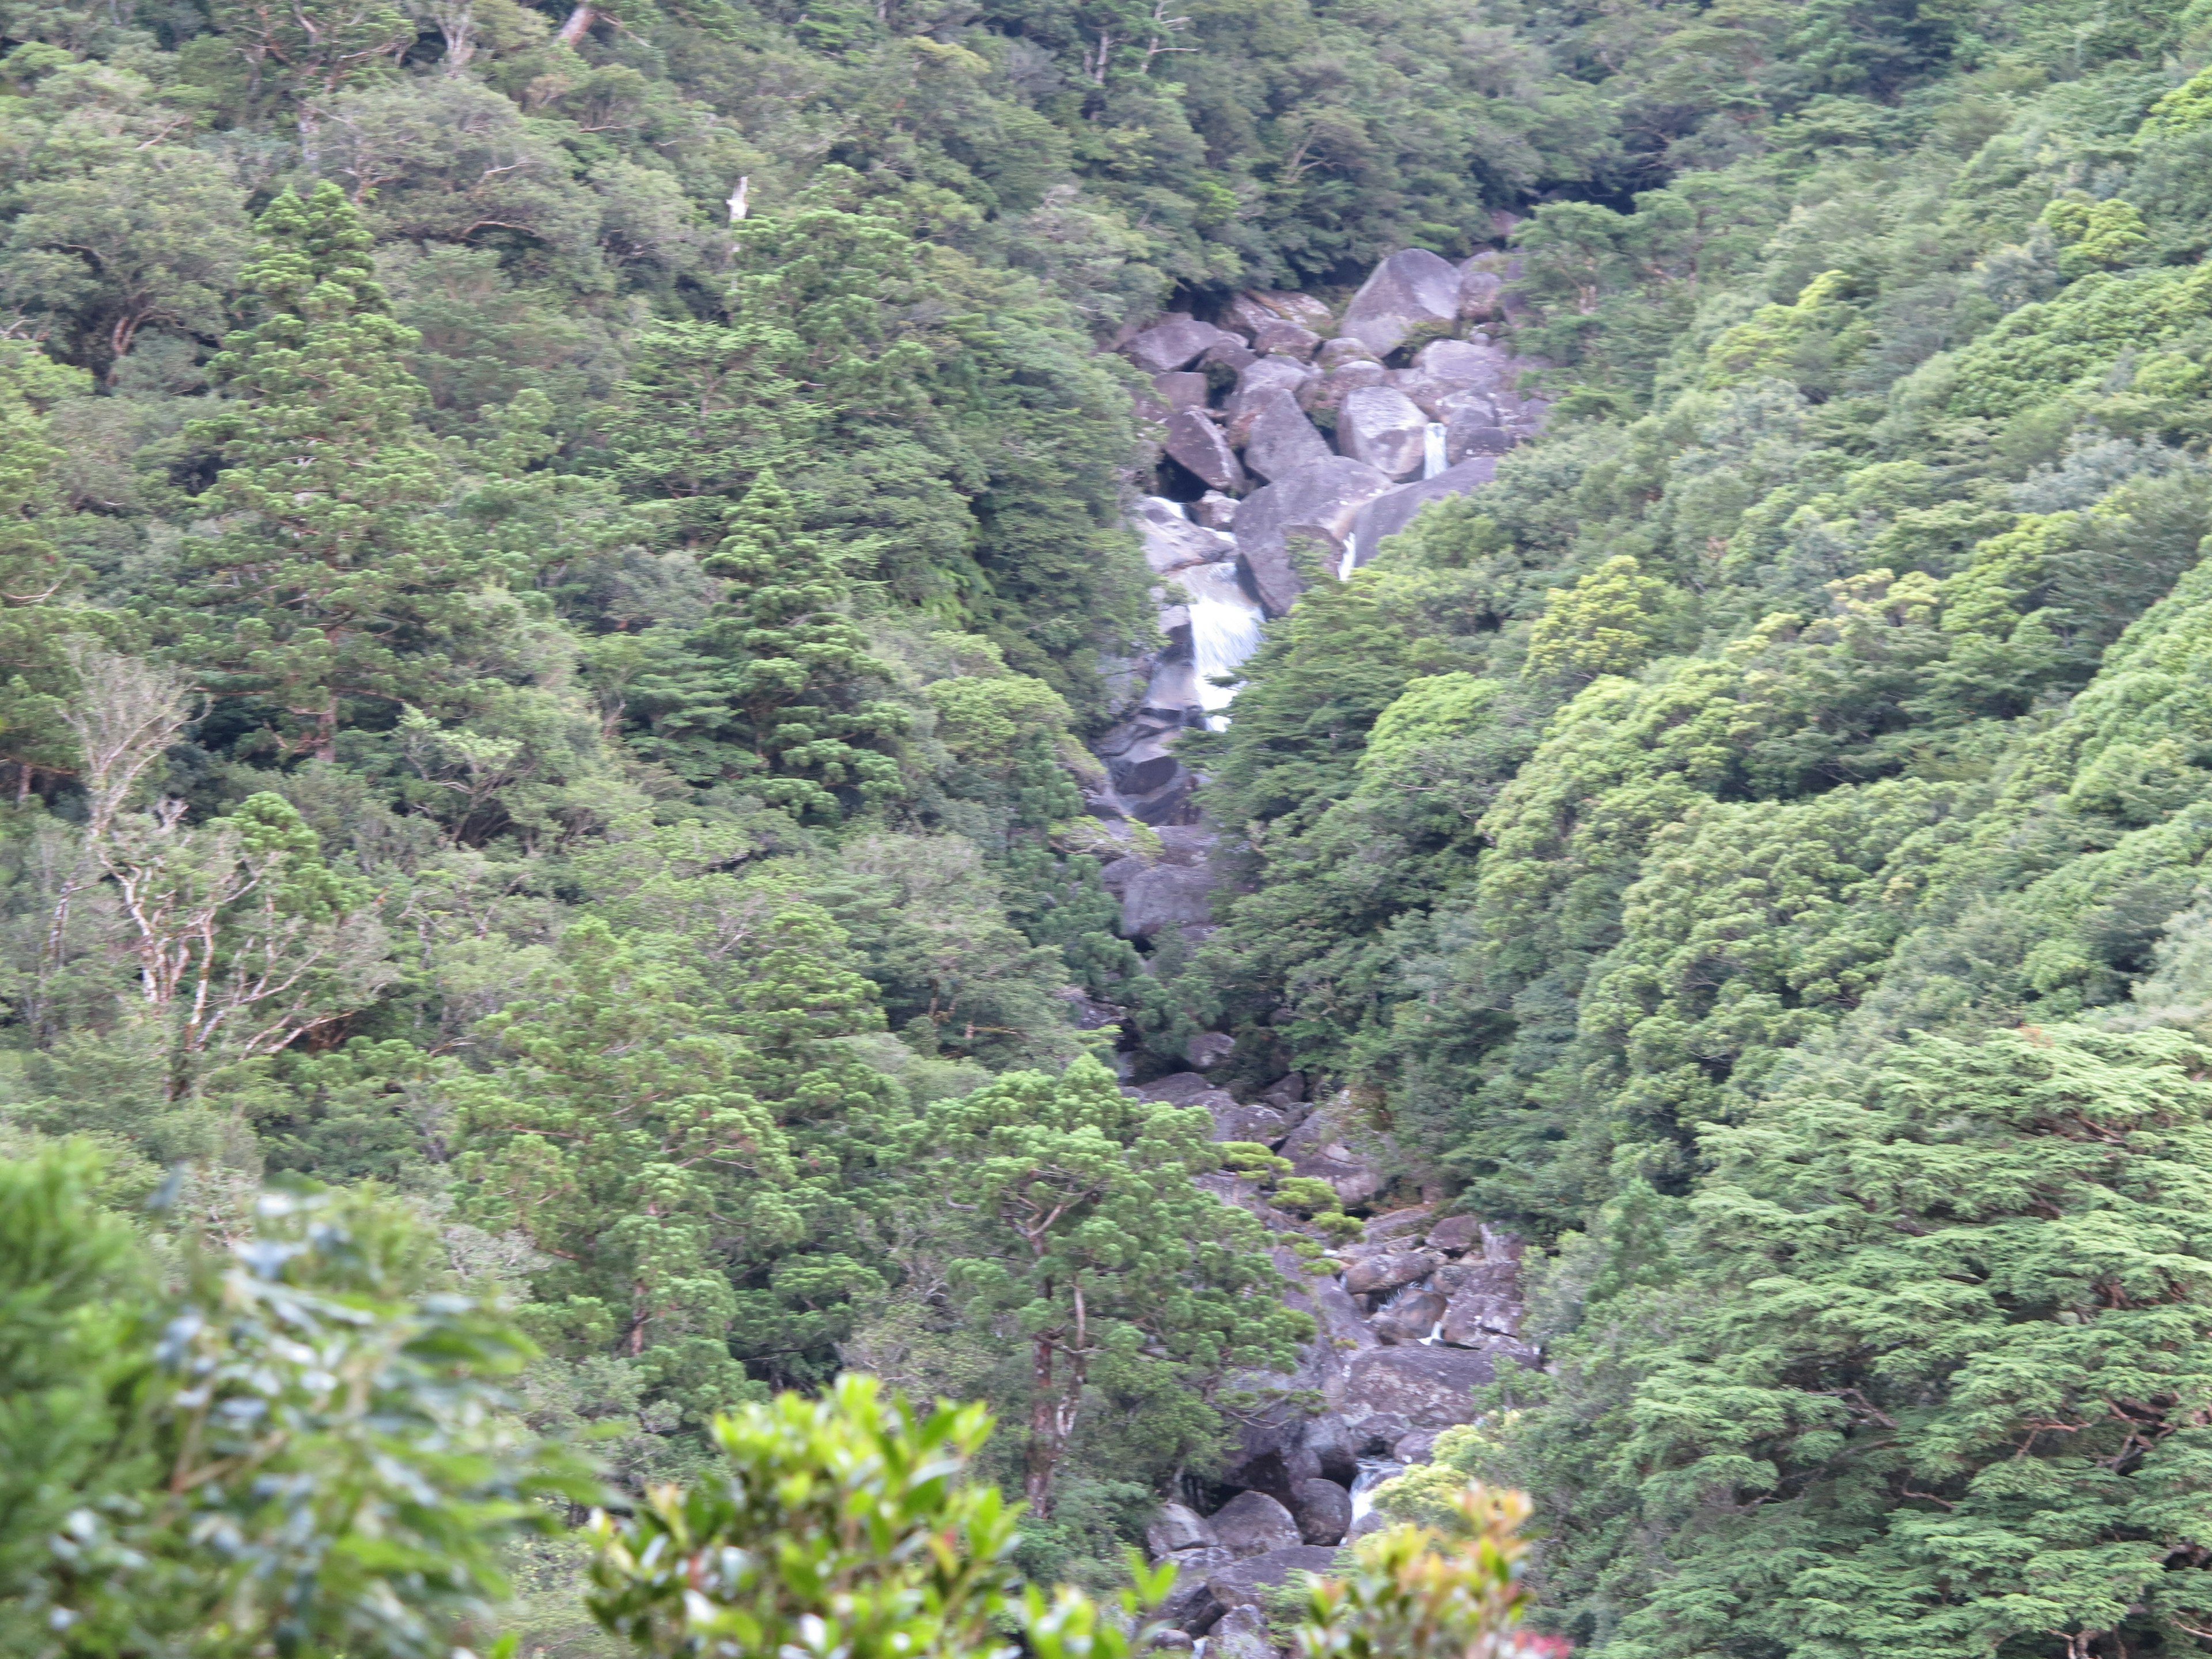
(1181, 559), (1265, 728)
(1423, 422), (1447, 479)
(1349, 1458), (1404, 1527)
(1338, 532), (1358, 581)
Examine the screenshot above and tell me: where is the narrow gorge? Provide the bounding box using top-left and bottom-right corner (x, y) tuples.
(1075, 240), (1555, 1638)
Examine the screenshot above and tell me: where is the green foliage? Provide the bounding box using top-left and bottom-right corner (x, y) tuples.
(918, 1055), (1312, 1512)
(588, 1376), (1033, 1659)
(628, 469), (907, 817)
(1513, 1025), (2212, 1658)
(1294, 1487), (1536, 1659)
(1522, 556), (1676, 684)
(0, 1145), (592, 1659)
(175, 181), (496, 757)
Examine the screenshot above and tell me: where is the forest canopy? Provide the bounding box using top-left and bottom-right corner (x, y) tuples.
(8, 0), (2212, 1656)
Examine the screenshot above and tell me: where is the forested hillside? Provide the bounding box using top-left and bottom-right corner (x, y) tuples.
(6, 0), (2212, 1656)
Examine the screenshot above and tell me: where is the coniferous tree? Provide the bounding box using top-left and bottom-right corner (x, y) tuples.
(628, 470), (906, 819)
(919, 1055), (1312, 1516)
(179, 182), (491, 759)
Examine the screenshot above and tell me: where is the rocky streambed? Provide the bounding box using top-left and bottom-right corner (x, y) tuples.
(1067, 243), (1551, 1637)
(1130, 1070), (1539, 1638)
(1088, 241), (1548, 825)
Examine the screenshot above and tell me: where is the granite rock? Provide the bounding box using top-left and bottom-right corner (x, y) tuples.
(1128, 318), (1236, 373)
(1336, 386), (1429, 480)
(1163, 407), (1246, 493)
(1241, 389), (1334, 482)
(1340, 248), (1462, 356)
(1290, 1477), (1353, 1547)
(1230, 457), (1395, 616)
(1209, 1491), (1301, 1559)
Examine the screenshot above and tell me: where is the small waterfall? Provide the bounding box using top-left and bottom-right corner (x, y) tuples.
(1422, 422), (1447, 479)
(1145, 494), (1192, 521)
(1338, 532), (1358, 581)
(1349, 1457), (1404, 1526)
(1182, 559), (1266, 728)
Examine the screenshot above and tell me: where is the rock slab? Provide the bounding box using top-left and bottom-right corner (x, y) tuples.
(1164, 408), (1246, 493)
(1231, 457), (1395, 616)
(1340, 249), (1463, 356)
(1209, 1490), (1301, 1559)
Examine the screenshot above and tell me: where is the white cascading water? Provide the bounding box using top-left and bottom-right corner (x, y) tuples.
(1349, 1458), (1404, 1526)
(1181, 559), (1266, 728)
(1338, 532), (1358, 581)
(1423, 422), (1447, 479)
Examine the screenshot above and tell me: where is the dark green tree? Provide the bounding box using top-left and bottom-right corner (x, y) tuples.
(919, 1055), (1310, 1515)
(624, 469), (907, 819)
(179, 181), (497, 759)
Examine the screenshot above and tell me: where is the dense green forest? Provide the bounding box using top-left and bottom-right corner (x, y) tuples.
(9, 0), (2212, 1654)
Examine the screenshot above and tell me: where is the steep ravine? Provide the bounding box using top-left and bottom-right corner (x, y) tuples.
(1077, 245), (1553, 1642)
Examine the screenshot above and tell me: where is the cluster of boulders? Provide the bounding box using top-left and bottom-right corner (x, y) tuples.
(1090, 246), (1547, 825)
(1120, 1069), (1539, 1639)
(1066, 248), (1551, 1644)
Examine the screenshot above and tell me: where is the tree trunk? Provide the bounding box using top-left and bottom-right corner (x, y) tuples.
(1026, 1334), (1059, 1516)
(556, 5), (597, 46)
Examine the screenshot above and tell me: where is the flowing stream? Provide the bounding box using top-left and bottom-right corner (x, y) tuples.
(1423, 422), (1448, 479)
(1349, 1457), (1405, 1526)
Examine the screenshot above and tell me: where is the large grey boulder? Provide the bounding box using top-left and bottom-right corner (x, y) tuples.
(1344, 458), (1498, 566)
(1137, 499), (1238, 575)
(1297, 359), (1388, 419)
(1275, 1245), (1382, 1359)
(1163, 408), (1246, 493)
(1336, 386), (1429, 480)
(1129, 318), (1236, 373)
(1241, 390), (1333, 482)
(1138, 1071), (1217, 1105)
(1108, 733), (1184, 797)
(1230, 457), (1395, 616)
(1121, 863), (1214, 938)
(1384, 368), (1468, 420)
(1415, 336), (1516, 391)
(1281, 1102), (1390, 1209)
(1187, 1031), (1236, 1069)
(1253, 319), (1321, 359)
(1437, 1260), (1522, 1344)
(1142, 658), (1200, 717)
(1153, 370), (1209, 407)
(1223, 293), (1281, 334)
(1342, 1344), (1498, 1431)
(1209, 1491), (1301, 1559)
(1459, 258), (1505, 319)
(1157, 1547), (1234, 1631)
(1206, 1547), (1341, 1612)
(1191, 491), (1239, 529)
(1343, 1250), (1439, 1297)
(1205, 1606), (1271, 1659)
(1317, 336), (1381, 372)
(1340, 249), (1462, 357)
(1370, 1286), (1448, 1344)
(1251, 290), (1334, 331)
(1225, 357), (1315, 443)
(1207, 1094), (1290, 1145)
(1425, 1213), (1482, 1253)
(1363, 1206), (1434, 1244)
(1445, 406), (1514, 465)
(1290, 1477), (1353, 1546)
(1147, 1502), (1221, 1560)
